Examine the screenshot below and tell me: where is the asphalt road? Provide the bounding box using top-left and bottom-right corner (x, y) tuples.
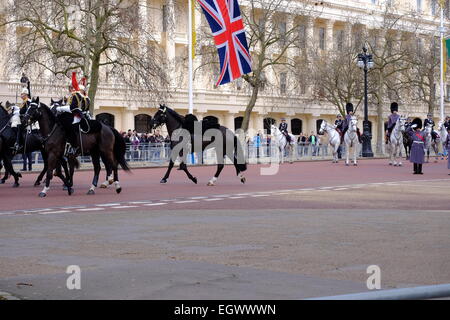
(0, 159), (449, 299)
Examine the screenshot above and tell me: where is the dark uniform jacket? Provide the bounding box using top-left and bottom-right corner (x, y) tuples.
(279, 122), (288, 133)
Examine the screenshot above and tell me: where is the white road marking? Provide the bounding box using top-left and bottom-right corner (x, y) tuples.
(174, 200), (199, 204)
(190, 196), (208, 200)
(96, 203), (121, 207)
(251, 194), (270, 197)
(143, 203), (167, 206)
(76, 208), (105, 212)
(203, 198), (224, 201)
(111, 206), (139, 209)
(23, 208), (53, 213)
(38, 210), (71, 215)
(333, 188), (349, 191)
(229, 196), (246, 199)
(128, 201), (152, 204)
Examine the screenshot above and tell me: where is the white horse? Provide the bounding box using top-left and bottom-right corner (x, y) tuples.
(270, 125), (295, 164)
(344, 116), (360, 166)
(424, 124), (440, 163)
(388, 116), (406, 166)
(438, 120), (448, 160)
(318, 120), (340, 163)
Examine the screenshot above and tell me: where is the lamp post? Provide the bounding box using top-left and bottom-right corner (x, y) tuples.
(357, 46), (374, 157)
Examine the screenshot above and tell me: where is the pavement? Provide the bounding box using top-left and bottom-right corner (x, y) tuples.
(0, 158), (449, 299)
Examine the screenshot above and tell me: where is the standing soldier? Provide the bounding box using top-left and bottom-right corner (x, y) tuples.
(444, 116), (450, 129)
(407, 118), (426, 174)
(279, 118), (291, 143)
(386, 102), (400, 144)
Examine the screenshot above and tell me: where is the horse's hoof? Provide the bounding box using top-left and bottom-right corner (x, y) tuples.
(207, 182), (215, 186)
(17, 173), (22, 178)
(389, 163), (392, 166)
(34, 181), (41, 187)
(0, 180), (5, 184)
(63, 185), (68, 191)
(241, 177), (246, 184)
(13, 183), (19, 188)
(39, 192), (47, 198)
(354, 163), (358, 166)
(108, 180), (114, 185)
(345, 163), (349, 166)
(192, 177), (198, 184)
(87, 189), (95, 195)
(116, 187), (122, 194)
(100, 184), (108, 189)
(68, 188), (74, 196)
(160, 179), (167, 184)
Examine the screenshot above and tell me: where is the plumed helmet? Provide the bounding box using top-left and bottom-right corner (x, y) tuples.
(345, 103), (354, 114)
(412, 118), (422, 129)
(21, 88), (29, 96)
(390, 102), (398, 113)
(79, 85), (86, 92)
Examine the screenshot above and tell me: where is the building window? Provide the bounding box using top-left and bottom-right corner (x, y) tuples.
(416, 0), (422, 12)
(279, 22), (287, 46)
(298, 24), (306, 49)
(291, 118), (302, 135)
(96, 113), (115, 128)
(134, 114), (152, 133)
(162, 5), (168, 32)
(234, 117), (243, 131)
(280, 72), (287, 95)
(316, 119), (324, 134)
(431, 0), (437, 16)
(264, 118), (276, 135)
(319, 27), (325, 50)
(203, 116), (219, 124)
(447, 85), (450, 100)
(336, 29), (344, 51)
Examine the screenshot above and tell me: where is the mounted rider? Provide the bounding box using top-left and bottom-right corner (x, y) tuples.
(8, 83), (32, 153)
(386, 102), (400, 144)
(55, 72), (91, 155)
(279, 118), (292, 143)
(341, 103), (362, 144)
(424, 113), (439, 141)
(444, 116), (450, 129)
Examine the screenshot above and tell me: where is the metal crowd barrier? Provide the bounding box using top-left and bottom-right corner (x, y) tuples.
(7, 141), (379, 169)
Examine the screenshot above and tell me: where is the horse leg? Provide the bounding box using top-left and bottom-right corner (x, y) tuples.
(87, 153), (101, 195)
(2, 156), (21, 187)
(353, 142), (358, 166)
(35, 152), (48, 186)
(39, 155), (70, 197)
(179, 161), (198, 184)
(345, 143), (350, 166)
(161, 159), (175, 184)
(208, 162), (225, 186)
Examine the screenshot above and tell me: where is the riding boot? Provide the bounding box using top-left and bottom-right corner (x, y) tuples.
(11, 127), (22, 154)
(357, 129), (363, 144)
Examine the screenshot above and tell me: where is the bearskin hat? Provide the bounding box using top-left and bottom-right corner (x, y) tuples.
(390, 102), (398, 113)
(412, 118), (422, 129)
(345, 103), (354, 114)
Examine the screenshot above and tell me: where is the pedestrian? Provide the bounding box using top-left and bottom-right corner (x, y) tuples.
(21, 152), (33, 171)
(253, 131), (262, 162)
(407, 118), (425, 174)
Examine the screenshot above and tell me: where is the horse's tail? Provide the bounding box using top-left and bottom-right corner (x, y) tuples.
(234, 135), (247, 172)
(112, 128), (131, 171)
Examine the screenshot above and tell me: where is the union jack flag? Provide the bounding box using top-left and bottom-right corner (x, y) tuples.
(197, 0), (252, 86)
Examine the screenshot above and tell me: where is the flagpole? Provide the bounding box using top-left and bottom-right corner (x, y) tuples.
(440, 5), (445, 121)
(188, 0), (194, 114)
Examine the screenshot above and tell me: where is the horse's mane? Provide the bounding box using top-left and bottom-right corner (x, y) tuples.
(36, 102), (56, 124)
(165, 107), (185, 123)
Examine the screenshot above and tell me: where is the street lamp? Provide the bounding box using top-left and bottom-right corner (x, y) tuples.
(357, 46), (374, 157)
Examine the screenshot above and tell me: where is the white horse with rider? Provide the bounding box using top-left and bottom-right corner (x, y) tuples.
(424, 123), (440, 163)
(344, 116), (360, 166)
(318, 120), (340, 163)
(270, 125), (295, 164)
(387, 116), (406, 166)
(438, 120), (449, 160)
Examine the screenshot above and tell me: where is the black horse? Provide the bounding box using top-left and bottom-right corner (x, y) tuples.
(0, 101), (70, 187)
(403, 130), (412, 160)
(150, 104), (247, 186)
(24, 97), (129, 197)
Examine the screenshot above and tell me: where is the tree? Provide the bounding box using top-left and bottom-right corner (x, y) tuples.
(2, 0), (169, 113)
(309, 36), (364, 116)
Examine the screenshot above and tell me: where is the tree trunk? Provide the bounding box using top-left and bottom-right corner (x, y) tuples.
(241, 84), (260, 133)
(88, 55), (101, 115)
